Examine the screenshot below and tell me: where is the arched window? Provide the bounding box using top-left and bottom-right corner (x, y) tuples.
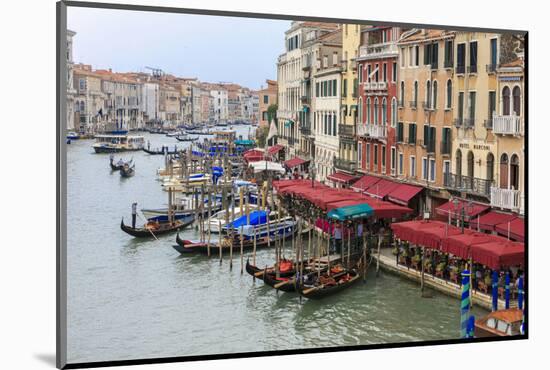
(456, 149), (462, 178)
(426, 80), (432, 107)
(413, 81), (418, 104)
(500, 153), (509, 188)
(502, 86), (511, 115)
(432, 80), (438, 109)
(513, 86), (521, 116)
(374, 98), (379, 124)
(391, 97), (397, 127)
(510, 154), (520, 190)
(446, 80), (452, 109)
(400, 81), (405, 104)
(366, 98), (370, 124)
(382, 98), (387, 125)
(487, 153), (495, 182)
(467, 151), (474, 178)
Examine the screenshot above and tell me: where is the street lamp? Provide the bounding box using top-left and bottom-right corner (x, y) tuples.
(452, 197), (473, 234)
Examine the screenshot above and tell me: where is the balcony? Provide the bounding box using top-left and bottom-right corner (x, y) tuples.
(430, 62), (439, 70)
(338, 123), (355, 138)
(334, 157), (357, 173)
(302, 64), (311, 71)
(444, 173), (493, 197)
(363, 82), (387, 92)
(419, 139), (436, 153)
(444, 60), (453, 69)
(409, 100), (418, 109)
(422, 101), (433, 111)
(398, 100), (405, 108)
(456, 65), (465, 74)
(486, 64), (497, 74)
(357, 123), (387, 140)
(440, 140), (452, 155)
(484, 118), (493, 129)
(300, 123), (311, 136)
(493, 114), (523, 136)
(467, 65), (478, 74)
(463, 118), (475, 129)
(491, 187), (521, 212)
(301, 95), (310, 105)
(454, 118), (463, 128)
(358, 43), (399, 59)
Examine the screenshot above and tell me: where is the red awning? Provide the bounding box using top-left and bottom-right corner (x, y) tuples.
(441, 232), (502, 260)
(327, 171), (358, 184)
(364, 178), (400, 198)
(470, 240), (525, 270)
(351, 175), (381, 192)
(284, 157), (308, 169)
(367, 199), (413, 219)
(474, 211), (517, 232)
(495, 217), (525, 242)
(435, 199), (490, 221)
(267, 144), (284, 155)
(387, 183), (423, 206)
(391, 220), (448, 246)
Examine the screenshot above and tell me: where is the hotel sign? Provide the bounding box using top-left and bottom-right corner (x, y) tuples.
(459, 143), (491, 151)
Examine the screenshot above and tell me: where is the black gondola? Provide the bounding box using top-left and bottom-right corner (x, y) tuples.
(175, 135), (199, 142)
(245, 259), (303, 292)
(296, 268), (361, 299)
(119, 164), (135, 177)
(120, 215), (194, 238)
(142, 147), (179, 155)
(173, 232), (290, 255)
(110, 158), (132, 171)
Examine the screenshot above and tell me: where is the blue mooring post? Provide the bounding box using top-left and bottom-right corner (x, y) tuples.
(518, 276), (524, 310)
(460, 269), (471, 338)
(505, 272), (511, 309)
(467, 315), (475, 338)
(492, 270), (498, 312)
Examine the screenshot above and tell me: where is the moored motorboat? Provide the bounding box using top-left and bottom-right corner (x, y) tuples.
(207, 204), (258, 233)
(67, 131), (80, 140)
(474, 308), (523, 337)
(120, 215), (194, 238)
(92, 134), (144, 153)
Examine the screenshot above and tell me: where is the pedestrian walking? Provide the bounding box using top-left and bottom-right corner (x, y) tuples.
(131, 202), (137, 229)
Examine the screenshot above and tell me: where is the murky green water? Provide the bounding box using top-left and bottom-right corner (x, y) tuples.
(67, 127), (487, 363)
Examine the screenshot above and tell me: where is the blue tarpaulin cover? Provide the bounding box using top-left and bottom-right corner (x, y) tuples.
(327, 203), (374, 221)
(224, 210), (267, 229)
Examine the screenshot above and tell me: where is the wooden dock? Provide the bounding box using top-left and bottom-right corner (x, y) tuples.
(375, 248), (516, 311)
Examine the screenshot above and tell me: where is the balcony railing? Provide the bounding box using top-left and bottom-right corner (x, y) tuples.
(422, 101), (433, 111)
(463, 118), (475, 128)
(301, 95), (310, 105)
(444, 59), (453, 69)
(456, 65), (465, 74)
(357, 123), (388, 140)
(409, 100), (418, 109)
(430, 62), (438, 70)
(398, 100), (405, 108)
(444, 173), (493, 197)
(467, 65), (478, 74)
(338, 123), (355, 137)
(491, 187), (521, 212)
(363, 81), (388, 91)
(334, 157), (357, 173)
(300, 124), (311, 136)
(419, 139), (436, 153)
(493, 114), (523, 136)
(358, 43), (399, 59)
(454, 118), (463, 128)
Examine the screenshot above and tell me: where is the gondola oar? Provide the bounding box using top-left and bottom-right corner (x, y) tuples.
(136, 213), (160, 241)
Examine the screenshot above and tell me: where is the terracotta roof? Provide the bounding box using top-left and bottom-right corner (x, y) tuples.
(399, 29), (454, 43)
(500, 58), (524, 68)
(300, 22), (339, 30)
(317, 29), (343, 44)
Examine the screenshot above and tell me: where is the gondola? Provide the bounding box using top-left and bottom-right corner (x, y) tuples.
(295, 267), (361, 299)
(119, 164), (135, 177)
(245, 259), (303, 292)
(173, 231), (291, 255)
(142, 147), (179, 155)
(175, 135), (199, 142)
(120, 215), (194, 238)
(109, 158), (133, 171)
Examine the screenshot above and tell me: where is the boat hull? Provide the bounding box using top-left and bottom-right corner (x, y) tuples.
(120, 216), (194, 238)
(297, 270), (361, 299)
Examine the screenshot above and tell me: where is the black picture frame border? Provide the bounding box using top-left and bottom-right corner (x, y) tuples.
(56, 1), (529, 369)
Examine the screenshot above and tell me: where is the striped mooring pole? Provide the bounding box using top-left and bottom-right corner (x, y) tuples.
(505, 272), (511, 309)
(518, 276), (525, 335)
(492, 270), (498, 311)
(460, 269), (471, 338)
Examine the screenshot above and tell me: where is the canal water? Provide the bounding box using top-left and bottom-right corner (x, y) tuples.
(67, 126), (487, 364)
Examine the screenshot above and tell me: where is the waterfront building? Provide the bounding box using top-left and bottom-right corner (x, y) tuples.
(141, 81), (160, 123)
(73, 64), (109, 132)
(250, 93), (260, 124)
(258, 79), (278, 127)
(66, 29), (77, 131)
(357, 26), (403, 183)
(209, 86), (229, 123)
(277, 22), (339, 158)
(191, 85), (202, 124)
(395, 29), (454, 213)
(337, 24), (362, 176)
(491, 41), (525, 215)
(311, 29), (343, 183)
(159, 83), (180, 125)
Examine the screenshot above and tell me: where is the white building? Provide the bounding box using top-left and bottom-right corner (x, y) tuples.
(141, 82), (159, 123)
(210, 88), (228, 122)
(66, 29), (76, 131)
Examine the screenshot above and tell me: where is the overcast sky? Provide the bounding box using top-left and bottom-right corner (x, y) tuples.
(68, 7), (291, 90)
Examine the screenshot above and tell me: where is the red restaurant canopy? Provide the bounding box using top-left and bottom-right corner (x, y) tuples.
(327, 171), (358, 184)
(470, 240), (525, 270)
(440, 232), (500, 260)
(495, 217), (525, 242)
(267, 144), (284, 155)
(364, 178), (400, 198)
(435, 199), (490, 221)
(284, 157), (308, 169)
(351, 175), (381, 192)
(387, 183), (423, 206)
(474, 211), (517, 232)
(242, 149), (265, 163)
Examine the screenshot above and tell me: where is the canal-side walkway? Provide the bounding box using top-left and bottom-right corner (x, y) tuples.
(374, 247), (516, 311)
